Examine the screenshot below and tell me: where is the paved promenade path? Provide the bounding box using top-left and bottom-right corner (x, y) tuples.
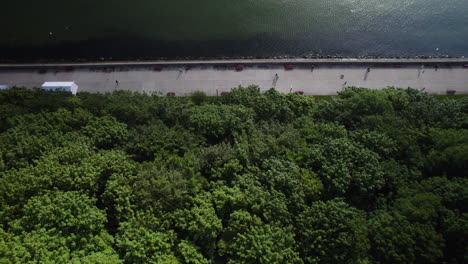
(0, 58), (467, 95)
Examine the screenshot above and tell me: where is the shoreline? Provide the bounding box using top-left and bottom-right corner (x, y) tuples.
(1, 58), (467, 69)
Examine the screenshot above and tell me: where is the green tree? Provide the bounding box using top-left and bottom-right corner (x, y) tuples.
(190, 91), (207, 105)
(188, 104), (254, 141)
(425, 128), (468, 177)
(103, 90), (159, 126)
(219, 210), (303, 264)
(306, 137), (385, 203)
(224, 86), (315, 122)
(116, 213), (179, 264)
(368, 210), (443, 264)
(3, 191), (120, 263)
(126, 120), (201, 162)
(82, 116), (128, 149)
(132, 163), (191, 211)
(316, 87), (395, 128)
(173, 192), (223, 257)
(296, 199), (369, 264)
(177, 240), (210, 264)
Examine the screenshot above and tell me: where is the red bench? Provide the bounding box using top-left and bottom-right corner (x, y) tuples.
(463, 64), (468, 68)
(221, 91), (230, 96)
(294, 91), (304, 95)
(235, 65), (244, 71)
(446, 90), (456, 95)
(394, 64), (402, 68)
(154, 66), (163, 71)
(166, 92), (176, 97)
(285, 65), (295, 70)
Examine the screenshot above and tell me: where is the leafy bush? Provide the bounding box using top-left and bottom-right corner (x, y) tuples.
(190, 91), (207, 105)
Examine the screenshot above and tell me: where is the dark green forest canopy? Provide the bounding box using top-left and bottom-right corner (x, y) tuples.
(0, 86), (466, 263)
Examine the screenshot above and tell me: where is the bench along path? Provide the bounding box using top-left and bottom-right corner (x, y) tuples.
(0, 60), (467, 95)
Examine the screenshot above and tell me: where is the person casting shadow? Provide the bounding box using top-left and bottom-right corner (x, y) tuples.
(364, 67), (370, 81)
(273, 74), (279, 87)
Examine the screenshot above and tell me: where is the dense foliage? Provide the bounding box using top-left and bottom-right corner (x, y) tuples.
(0, 86), (466, 263)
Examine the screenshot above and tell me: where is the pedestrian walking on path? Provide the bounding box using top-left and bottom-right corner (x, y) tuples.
(342, 81), (348, 90)
(364, 68), (370, 81)
(177, 68), (184, 80)
(273, 74), (279, 87)
(115, 80), (119, 85)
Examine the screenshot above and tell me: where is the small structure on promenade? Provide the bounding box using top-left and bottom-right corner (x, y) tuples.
(41, 82), (79, 95)
(446, 90), (457, 95)
(235, 65), (244, 71)
(0, 85), (11, 90)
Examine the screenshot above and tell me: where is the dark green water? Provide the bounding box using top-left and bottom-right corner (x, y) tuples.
(2, 0), (468, 60)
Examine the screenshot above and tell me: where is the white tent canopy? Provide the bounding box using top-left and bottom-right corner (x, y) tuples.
(0, 85), (11, 90)
(41, 82), (78, 95)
